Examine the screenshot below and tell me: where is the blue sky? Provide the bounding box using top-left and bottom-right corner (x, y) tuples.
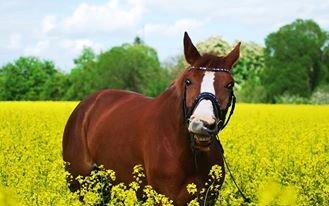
(1, 0), (328, 71)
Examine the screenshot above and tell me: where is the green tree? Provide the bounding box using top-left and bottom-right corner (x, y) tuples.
(262, 19), (329, 102)
(65, 43), (170, 99)
(64, 47), (98, 100)
(163, 55), (185, 80)
(197, 36), (231, 55)
(95, 43), (169, 97)
(41, 72), (69, 100)
(0, 57), (63, 100)
(134, 36), (144, 45)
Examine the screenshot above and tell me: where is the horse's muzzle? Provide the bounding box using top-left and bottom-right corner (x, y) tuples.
(188, 118), (219, 137)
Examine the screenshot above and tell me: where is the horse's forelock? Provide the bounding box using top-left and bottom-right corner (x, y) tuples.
(194, 53), (227, 68)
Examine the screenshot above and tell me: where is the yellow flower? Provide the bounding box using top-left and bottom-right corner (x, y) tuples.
(186, 183), (198, 195)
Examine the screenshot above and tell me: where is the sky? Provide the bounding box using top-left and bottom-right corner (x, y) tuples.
(1, 0), (328, 72)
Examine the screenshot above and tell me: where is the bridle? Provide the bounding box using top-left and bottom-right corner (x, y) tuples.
(181, 66), (251, 203)
(182, 66), (236, 137)
(182, 65), (236, 168)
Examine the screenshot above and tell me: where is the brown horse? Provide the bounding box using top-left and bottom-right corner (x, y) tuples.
(63, 32), (240, 205)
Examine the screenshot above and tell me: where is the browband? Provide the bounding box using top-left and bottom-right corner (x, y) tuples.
(188, 66), (231, 73)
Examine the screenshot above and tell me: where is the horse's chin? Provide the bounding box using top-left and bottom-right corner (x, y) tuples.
(193, 135), (212, 152)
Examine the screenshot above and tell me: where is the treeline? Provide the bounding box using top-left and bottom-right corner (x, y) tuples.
(0, 19), (328, 103)
(0, 42), (170, 101)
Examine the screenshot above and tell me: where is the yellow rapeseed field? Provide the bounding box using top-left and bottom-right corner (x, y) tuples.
(0, 102), (328, 205)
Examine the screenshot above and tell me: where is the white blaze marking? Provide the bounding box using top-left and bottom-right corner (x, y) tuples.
(190, 72), (216, 124)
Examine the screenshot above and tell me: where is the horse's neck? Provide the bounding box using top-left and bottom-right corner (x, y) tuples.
(151, 87), (215, 174)
(153, 86), (188, 137)
(151, 85), (193, 162)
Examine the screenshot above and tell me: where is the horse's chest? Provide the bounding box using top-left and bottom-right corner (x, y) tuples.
(146, 141), (198, 182)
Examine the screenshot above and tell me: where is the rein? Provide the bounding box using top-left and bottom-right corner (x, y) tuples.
(182, 66), (250, 203)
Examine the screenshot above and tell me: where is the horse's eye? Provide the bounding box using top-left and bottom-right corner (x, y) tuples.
(185, 79), (192, 86)
(226, 82), (234, 89)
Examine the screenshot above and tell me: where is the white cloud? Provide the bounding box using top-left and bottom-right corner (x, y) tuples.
(1, 0), (329, 71)
(142, 0), (216, 14)
(7, 33), (22, 50)
(60, 39), (102, 54)
(23, 38), (102, 71)
(24, 40), (49, 56)
(205, 0), (329, 30)
(42, 15), (57, 34)
(43, 0), (144, 36)
(22, 0), (145, 70)
(143, 0), (329, 31)
(24, 38), (102, 56)
(141, 19), (205, 37)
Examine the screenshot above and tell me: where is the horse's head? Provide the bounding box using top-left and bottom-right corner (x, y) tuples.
(176, 32), (240, 151)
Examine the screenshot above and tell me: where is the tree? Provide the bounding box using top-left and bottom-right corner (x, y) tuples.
(163, 55), (185, 80)
(197, 36), (231, 55)
(262, 19), (329, 102)
(41, 72), (69, 100)
(64, 47), (98, 100)
(134, 36), (144, 45)
(0, 57), (63, 100)
(64, 43), (170, 99)
(95, 43), (169, 97)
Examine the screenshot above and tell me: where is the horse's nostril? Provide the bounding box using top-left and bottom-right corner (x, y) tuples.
(203, 121), (216, 130)
(198, 120), (215, 130)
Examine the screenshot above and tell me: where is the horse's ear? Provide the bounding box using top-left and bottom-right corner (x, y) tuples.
(225, 42), (241, 69)
(184, 32), (201, 65)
